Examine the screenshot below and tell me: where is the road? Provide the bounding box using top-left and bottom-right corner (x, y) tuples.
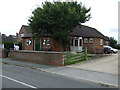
(1, 63), (108, 88)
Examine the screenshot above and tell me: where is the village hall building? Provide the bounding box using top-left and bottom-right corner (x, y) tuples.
(16, 25), (110, 54)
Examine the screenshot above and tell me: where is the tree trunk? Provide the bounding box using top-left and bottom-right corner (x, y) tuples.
(59, 39), (64, 52)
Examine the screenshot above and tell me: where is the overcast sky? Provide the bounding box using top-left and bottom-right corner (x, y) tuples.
(0, 0), (119, 42)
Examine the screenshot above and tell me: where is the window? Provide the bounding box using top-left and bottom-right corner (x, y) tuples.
(43, 38), (50, 45)
(21, 34), (24, 37)
(0, 44), (4, 49)
(43, 40), (46, 45)
(26, 39), (32, 45)
(84, 38), (88, 43)
(46, 38), (50, 45)
(89, 38), (93, 43)
(100, 39), (103, 45)
(75, 39), (78, 46)
(106, 41), (108, 45)
(79, 39), (82, 46)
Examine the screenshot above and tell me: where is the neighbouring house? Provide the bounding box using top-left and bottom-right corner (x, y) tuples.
(1, 34), (17, 50)
(16, 25), (31, 42)
(17, 25), (110, 53)
(0, 33), (17, 57)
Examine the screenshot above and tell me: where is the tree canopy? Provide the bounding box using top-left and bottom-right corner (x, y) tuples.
(109, 37), (117, 48)
(28, 1), (91, 51)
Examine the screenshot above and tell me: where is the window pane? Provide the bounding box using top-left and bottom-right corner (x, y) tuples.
(100, 39), (103, 45)
(75, 40), (78, 46)
(84, 38), (88, 43)
(46, 38), (50, 45)
(79, 39), (82, 46)
(89, 38), (93, 43)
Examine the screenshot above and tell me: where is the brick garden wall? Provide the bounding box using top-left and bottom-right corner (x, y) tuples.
(9, 50), (64, 66)
(0, 49), (7, 58)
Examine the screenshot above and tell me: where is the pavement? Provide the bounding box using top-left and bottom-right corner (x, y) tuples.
(0, 56), (119, 88)
(66, 53), (118, 75)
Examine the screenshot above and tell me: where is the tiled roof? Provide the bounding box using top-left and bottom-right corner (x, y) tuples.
(22, 25), (30, 34)
(21, 25), (109, 40)
(2, 34), (17, 42)
(70, 25), (107, 39)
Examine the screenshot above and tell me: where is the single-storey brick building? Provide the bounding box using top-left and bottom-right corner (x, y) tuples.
(17, 25), (110, 53)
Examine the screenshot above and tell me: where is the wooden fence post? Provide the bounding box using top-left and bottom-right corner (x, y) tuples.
(84, 47), (87, 60)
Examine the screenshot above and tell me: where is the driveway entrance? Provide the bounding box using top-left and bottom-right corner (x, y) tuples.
(66, 52), (118, 75)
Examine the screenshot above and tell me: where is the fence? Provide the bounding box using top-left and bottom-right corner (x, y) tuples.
(64, 52), (87, 65)
(64, 48), (104, 65)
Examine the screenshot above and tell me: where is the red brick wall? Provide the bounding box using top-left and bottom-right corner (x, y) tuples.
(10, 50), (64, 66)
(22, 38), (34, 50)
(83, 38), (104, 54)
(0, 49), (7, 58)
(41, 37), (62, 52)
(103, 40), (110, 46)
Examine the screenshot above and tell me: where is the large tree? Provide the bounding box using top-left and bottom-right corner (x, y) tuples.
(28, 2), (91, 51)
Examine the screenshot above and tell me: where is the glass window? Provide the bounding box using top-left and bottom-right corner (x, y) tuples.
(100, 39), (103, 45)
(106, 41), (108, 45)
(46, 38), (50, 45)
(26, 39), (32, 45)
(43, 40), (46, 45)
(21, 34), (24, 37)
(89, 38), (93, 43)
(75, 39), (78, 46)
(84, 38), (88, 43)
(43, 38), (50, 45)
(79, 39), (82, 46)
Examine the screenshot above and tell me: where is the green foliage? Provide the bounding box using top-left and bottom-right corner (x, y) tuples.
(2, 41), (14, 50)
(109, 37), (117, 48)
(28, 1), (91, 51)
(114, 44), (120, 50)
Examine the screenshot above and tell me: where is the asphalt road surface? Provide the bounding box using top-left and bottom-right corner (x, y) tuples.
(1, 63), (110, 88)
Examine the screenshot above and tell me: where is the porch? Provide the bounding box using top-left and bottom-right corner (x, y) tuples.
(70, 37), (83, 52)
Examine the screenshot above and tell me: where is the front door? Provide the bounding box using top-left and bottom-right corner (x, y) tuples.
(70, 37), (83, 52)
(35, 39), (40, 51)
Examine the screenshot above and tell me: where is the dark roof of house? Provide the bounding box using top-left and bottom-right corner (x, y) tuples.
(21, 25), (109, 40)
(2, 34), (17, 42)
(20, 25), (32, 38)
(22, 33), (32, 38)
(70, 25), (108, 40)
(20, 25), (30, 34)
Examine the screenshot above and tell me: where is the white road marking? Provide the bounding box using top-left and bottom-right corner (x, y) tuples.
(0, 74), (37, 89)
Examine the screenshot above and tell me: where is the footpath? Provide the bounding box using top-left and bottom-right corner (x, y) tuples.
(0, 58), (118, 88)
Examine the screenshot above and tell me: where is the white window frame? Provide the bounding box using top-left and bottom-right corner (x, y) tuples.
(89, 38), (93, 44)
(84, 38), (88, 44)
(46, 38), (50, 45)
(21, 34), (24, 37)
(100, 39), (103, 45)
(26, 39), (32, 45)
(75, 39), (78, 46)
